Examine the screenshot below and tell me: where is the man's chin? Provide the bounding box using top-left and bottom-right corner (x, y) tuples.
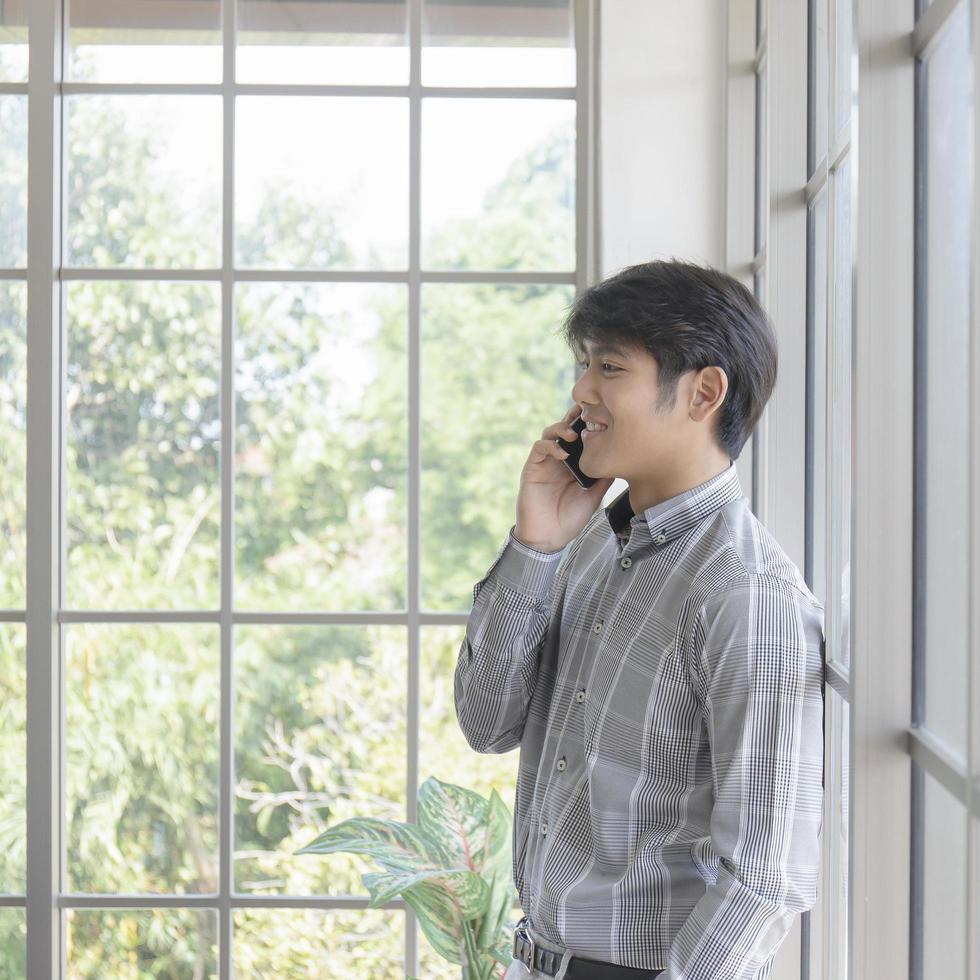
(578, 458), (611, 481)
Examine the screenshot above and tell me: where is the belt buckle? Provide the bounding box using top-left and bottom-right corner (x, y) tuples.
(522, 932), (536, 971)
(515, 918), (536, 971)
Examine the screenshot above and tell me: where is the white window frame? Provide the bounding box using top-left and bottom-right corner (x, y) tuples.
(906, 2), (979, 978)
(13, 1), (602, 976)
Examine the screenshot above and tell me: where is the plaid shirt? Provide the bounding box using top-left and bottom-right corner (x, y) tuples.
(454, 461), (825, 979)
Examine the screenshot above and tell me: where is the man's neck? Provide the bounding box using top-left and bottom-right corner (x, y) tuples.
(627, 455), (732, 515)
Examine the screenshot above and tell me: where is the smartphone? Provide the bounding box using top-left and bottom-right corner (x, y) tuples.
(556, 415), (598, 489)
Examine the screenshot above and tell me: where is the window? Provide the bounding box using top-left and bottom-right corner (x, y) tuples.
(751, 0), (769, 507)
(804, 0), (855, 977)
(10, 0), (596, 974)
(910, 2), (974, 977)
(0, 0), (29, 971)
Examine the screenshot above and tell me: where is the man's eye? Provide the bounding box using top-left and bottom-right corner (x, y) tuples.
(577, 361), (619, 372)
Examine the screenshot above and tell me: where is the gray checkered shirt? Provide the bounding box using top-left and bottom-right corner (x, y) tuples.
(454, 461), (825, 979)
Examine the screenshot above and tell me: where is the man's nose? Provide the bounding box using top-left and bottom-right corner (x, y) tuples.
(571, 373), (596, 405)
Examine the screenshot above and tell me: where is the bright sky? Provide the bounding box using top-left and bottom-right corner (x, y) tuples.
(68, 44), (576, 264)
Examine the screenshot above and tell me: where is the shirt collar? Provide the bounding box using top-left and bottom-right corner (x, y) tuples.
(604, 461), (743, 547)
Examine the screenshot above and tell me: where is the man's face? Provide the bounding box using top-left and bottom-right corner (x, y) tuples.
(570, 339), (695, 483)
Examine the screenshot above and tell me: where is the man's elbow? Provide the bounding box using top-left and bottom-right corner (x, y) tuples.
(458, 720), (523, 755)
(720, 854), (819, 915)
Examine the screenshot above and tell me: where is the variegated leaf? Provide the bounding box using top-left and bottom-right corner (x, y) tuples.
(294, 816), (450, 872)
(361, 866), (489, 918)
(401, 880), (468, 965)
(417, 776), (493, 871)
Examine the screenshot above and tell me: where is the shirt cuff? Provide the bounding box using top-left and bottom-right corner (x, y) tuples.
(487, 525), (565, 598)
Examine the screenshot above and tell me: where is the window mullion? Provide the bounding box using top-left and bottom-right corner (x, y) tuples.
(406, 0), (422, 976)
(218, 0), (236, 975)
(25, 0), (65, 976)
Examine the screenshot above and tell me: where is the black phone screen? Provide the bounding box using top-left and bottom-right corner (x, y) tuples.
(556, 415), (598, 489)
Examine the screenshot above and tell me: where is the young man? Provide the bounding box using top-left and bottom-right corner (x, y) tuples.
(454, 259), (825, 980)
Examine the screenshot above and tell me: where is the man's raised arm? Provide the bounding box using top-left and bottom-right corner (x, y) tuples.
(453, 527), (570, 754)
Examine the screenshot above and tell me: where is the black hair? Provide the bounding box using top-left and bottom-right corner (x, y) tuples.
(558, 258), (778, 461)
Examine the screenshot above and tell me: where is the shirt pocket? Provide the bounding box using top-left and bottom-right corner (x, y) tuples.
(582, 641), (692, 785)
(592, 613), (679, 700)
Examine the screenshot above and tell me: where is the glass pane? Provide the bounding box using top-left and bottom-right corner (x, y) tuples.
(422, 0), (574, 88)
(0, 283), (26, 608)
(236, 97), (408, 271)
(66, 908), (217, 978)
(233, 908), (404, 977)
(0, 97), (27, 268)
(921, 769), (968, 977)
(809, 189), (828, 608)
(833, 0), (853, 139)
(66, 96), (221, 269)
(69, 0), (221, 83)
(754, 68), (767, 256)
(66, 282), (221, 611)
(65, 624), (219, 894)
(829, 156), (852, 669)
(237, 0), (408, 85)
(825, 689), (849, 979)
(421, 98), (575, 272)
(922, 2), (971, 759)
(0, 626), (26, 894)
(0, 908), (26, 977)
(234, 625), (406, 896)
(234, 283), (407, 612)
(0, 2), (27, 83)
(811, 0), (829, 173)
(421, 283), (575, 611)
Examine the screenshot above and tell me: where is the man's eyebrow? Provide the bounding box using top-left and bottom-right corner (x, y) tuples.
(580, 343), (633, 360)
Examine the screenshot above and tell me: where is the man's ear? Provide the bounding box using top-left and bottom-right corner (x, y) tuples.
(689, 366), (728, 422)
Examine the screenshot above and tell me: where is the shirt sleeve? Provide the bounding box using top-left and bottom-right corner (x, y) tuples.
(663, 575), (825, 980)
(453, 525), (573, 754)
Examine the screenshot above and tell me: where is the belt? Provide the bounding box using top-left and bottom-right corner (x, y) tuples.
(512, 917), (663, 980)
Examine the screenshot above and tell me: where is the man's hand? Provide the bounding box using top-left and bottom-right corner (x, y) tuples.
(514, 404), (615, 553)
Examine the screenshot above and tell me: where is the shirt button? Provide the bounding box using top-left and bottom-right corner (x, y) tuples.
(541, 821), (548, 835)
(654, 532), (667, 544)
(593, 619), (603, 633)
(575, 690), (586, 703)
(620, 556), (632, 568)
(556, 756), (567, 771)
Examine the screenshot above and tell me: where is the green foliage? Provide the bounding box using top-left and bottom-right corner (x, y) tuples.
(0, 96), (26, 266)
(296, 777), (516, 980)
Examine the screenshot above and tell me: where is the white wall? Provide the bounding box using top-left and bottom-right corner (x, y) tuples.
(599, 0), (727, 275)
(597, 3), (802, 978)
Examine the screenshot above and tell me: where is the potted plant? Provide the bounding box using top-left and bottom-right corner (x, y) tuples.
(295, 776), (519, 980)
